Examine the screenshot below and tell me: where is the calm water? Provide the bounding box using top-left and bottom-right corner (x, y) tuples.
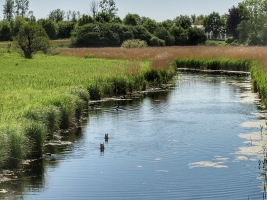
(1, 73), (266, 200)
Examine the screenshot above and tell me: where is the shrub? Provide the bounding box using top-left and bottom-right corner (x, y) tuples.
(121, 39), (148, 48)
(144, 69), (162, 85)
(149, 36), (165, 46)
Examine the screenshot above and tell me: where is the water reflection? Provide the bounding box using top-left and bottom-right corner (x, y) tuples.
(1, 73), (266, 199)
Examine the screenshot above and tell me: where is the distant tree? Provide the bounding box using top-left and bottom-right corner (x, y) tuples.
(0, 20), (12, 41)
(112, 16), (121, 23)
(38, 18), (59, 39)
(77, 14), (95, 26)
(26, 10), (36, 22)
(191, 14), (196, 24)
(173, 15), (192, 29)
(123, 13), (141, 26)
(3, 0), (14, 21)
(193, 14), (205, 25)
(14, 0), (29, 18)
(169, 26), (188, 45)
(71, 11), (77, 22)
(90, 0), (99, 18)
(153, 27), (174, 45)
(12, 15), (27, 36)
(160, 19), (173, 30)
(95, 12), (111, 23)
(99, 0), (118, 18)
(187, 27), (207, 45)
(58, 21), (75, 38)
(14, 23), (50, 58)
(226, 6), (242, 39)
(48, 9), (65, 23)
(66, 10), (71, 21)
(203, 12), (224, 39)
(141, 17), (158, 33)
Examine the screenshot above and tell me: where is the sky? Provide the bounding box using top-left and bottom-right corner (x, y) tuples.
(1, 0), (242, 22)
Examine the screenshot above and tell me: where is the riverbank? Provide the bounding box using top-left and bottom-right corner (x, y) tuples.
(0, 52), (177, 169)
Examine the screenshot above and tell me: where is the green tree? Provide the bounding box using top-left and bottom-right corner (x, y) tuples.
(58, 21), (75, 38)
(14, 0), (29, 18)
(153, 26), (174, 45)
(95, 12), (111, 23)
(203, 12), (224, 39)
(141, 17), (158, 33)
(12, 15), (27, 36)
(187, 27), (207, 45)
(14, 23), (50, 58)
(48, 9), (65, 22)
(173, 15), (192, 29)
(123, 13), (141, 26)
(169, 26), (188, 45)
(226, 6), (242, 39)
(38, 18), (59, 39)
(99, 0), (118, 19)
(193, 14), (206, 25)
(0, 20), (12, 41)
(89, 0), (99, 18)
(160, 19), (173, 30)
(77, 14), (95, 26)
(3, 0), (14, 21)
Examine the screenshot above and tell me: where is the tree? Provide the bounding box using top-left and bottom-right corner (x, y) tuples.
(14, 0), (29, 18)
(160, 19), (173, 30)
(141, 17), (158, 33)
(95, 12), (111, 23)
(169, 26), (188, 45)
(153, 27), (174, 45)
(203, 12), (224, 39)
(90, 0), (99, 17)
(226, 6), (242, 39)
(99, 0), (118, 18)
(187, 27), (207, 45)
(173, 15), (192, 29)
(3, 0), (14, 21)
(12, 15), (26, 36)
(0, 20), (12, 41)
(14, 23), (50, 58)
(123, 13), (141, 26)
(38, 18), (59, 39)
(77, 14), (95, 26)
(48, 9), (65, 23)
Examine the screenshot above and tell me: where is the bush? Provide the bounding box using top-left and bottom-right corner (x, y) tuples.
(225, 37), (234, 44)
(144, 69), (162, 85)
(149, 36), (165, 46)
(121, 39), (147, 48)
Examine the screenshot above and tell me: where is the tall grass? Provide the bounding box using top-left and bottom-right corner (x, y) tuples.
(0, 51), (176, 168)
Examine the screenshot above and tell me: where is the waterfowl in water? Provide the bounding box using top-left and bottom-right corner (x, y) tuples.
(100, 143), (105, 151)
(105, 133), (109, 140)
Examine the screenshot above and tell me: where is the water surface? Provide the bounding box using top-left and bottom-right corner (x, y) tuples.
(1, 73), (266, 200)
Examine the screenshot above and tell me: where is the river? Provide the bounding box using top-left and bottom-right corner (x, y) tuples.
(0, 73), (266, 200)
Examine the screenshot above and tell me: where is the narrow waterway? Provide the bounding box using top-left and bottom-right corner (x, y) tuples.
(1, 73), (266, 200)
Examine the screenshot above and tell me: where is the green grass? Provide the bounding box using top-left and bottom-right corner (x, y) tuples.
(175, 58), (252, 71)
(0, 52), (177, 168)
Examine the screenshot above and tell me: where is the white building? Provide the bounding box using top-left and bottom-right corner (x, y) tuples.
(191, 25), (227, 41)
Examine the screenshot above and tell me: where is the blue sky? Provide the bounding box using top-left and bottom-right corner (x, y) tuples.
(2, 0), (242, 21)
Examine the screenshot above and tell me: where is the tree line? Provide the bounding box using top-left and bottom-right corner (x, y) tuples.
(2, 0), (266, 53)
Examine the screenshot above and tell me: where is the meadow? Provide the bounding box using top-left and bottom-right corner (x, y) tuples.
(2, 45), (267, 169)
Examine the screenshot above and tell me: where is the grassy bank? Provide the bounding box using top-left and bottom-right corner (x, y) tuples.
(0, 52), (176, 168)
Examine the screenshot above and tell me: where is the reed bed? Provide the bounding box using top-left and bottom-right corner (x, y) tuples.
(0, 51), (177, 168)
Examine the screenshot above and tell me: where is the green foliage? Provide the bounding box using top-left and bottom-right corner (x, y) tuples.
(175, 58), (252, 71)
(38, 18), (59, 39)
(12, 15), (27, 36)
(154, 27), (175, 46)
(77, 14), (95, 26)
(141, 17), (158, 34)
(99, 0), (118, 19)
(3, 0), (14, 22)
(95, 12), (112, 23)
(0, 20), (12, 41)
(144, 69), (162, 85)
(149, 36), (165, 46)
(58, 21), (75, 38)
(48, 9), (65, 22)
(121, 39), (147, 48)
(14, 23), (50, 58)
(123, 13), (141, 26)
(23, 120), (46, 158)
(169, 26), (188, 45)
(187, 27), (207, 45)
(203, 12), (225, 39)
(173, 15), (192, 29)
